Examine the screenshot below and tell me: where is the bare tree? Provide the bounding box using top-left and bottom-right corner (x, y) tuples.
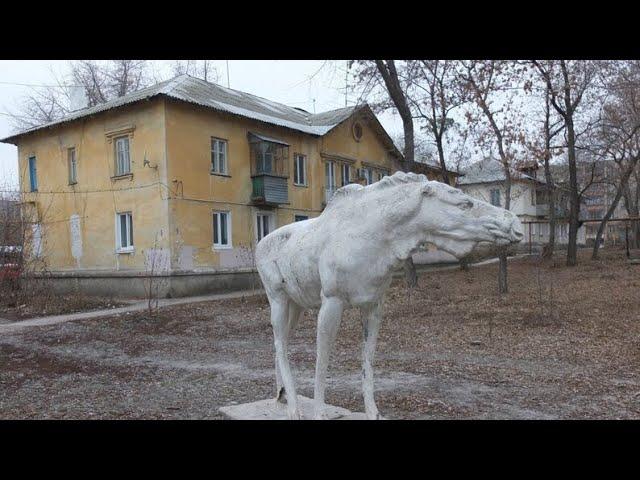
(8, 60), (153, 131)
(143, 232), (170, 315)
(526, 79), (566, 258)
(590, 61), (640, 259)
(404, 60), (467, 185)
(172, 60), (219, 83)
(350, 60), (418, 287)
(621, 164), (640, 248)
(457, 60), (527, 293)
(532, 60), (601, 266)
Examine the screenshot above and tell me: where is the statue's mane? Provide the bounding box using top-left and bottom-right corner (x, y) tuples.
(327, 171), (429, 208)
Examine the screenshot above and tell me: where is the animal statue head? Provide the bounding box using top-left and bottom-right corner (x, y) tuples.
(410, 178), (524, 259)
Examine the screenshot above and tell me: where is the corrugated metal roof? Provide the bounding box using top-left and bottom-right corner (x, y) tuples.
(458, 157), (545, 185)
(0, 74), (361, 143)
(248, 131), (289, 146)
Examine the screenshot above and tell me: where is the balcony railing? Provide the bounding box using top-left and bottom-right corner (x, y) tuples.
(251, 175), (288, 206)
(536, 203), (569, 218)
(536, 204), (549, 216)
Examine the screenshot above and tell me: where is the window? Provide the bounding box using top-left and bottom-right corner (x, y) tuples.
(530, 187), (536, 206)
(490, 188), (501, 207)
(31, 223), (43, 258)
(114, 136), (131, 175)
(376, 170), (386, 182)
(211, 138), (228, 174)
(68, 147), (77, 184)
(116, 213), (133, 252)
(213, 211), (231, 248)
(325, 161), (336, 189)
(361, 167), (373, 185)
(294, 215), (309, 222)
(341, 163), (351, 186)
(28, 156), (37, 191)
(294, 153), (306, 185)
(256, 212), (274, 242)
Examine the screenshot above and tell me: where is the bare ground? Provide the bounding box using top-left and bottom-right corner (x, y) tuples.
(1, 248), (639, 419)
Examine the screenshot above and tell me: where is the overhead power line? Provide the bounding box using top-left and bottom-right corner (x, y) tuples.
(0, 81), (81, 89)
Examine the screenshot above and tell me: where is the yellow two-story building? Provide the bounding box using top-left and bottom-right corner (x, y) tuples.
(2, 74), (457, 297)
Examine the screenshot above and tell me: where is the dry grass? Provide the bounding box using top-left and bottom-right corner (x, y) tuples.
(1, 248), (639, 419)
(0, 286), (126, 321)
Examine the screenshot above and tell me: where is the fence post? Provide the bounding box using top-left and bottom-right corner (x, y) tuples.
(626, 221), (630, 258)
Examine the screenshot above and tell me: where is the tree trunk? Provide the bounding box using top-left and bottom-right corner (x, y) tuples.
(497, 170), (512, 294)
(592, 156), (640, 259)
(403, 258), (418, 287)
(622, 181), (640, 249)
(544, 188), (557, 258)
(565, 117), (580, 266)
(374, 60), (418, 287)
(498, 251), (508, 294)
(435, 133), (450, 185)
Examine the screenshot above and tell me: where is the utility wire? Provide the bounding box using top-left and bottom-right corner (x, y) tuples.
(0, 81), (81, 88)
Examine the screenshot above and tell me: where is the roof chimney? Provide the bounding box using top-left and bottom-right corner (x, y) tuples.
(68, 86), (88, 111)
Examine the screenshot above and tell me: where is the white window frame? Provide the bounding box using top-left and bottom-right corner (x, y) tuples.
(256, 211), (276, 242)
(341, 163), (351, 186)
(211, 137), (228, 175)
(213, 210), (232, 249)
(114, 136), (131, 176)
(361, 167), (373, 185)
(115, 212), (134, 253)
(293, 153), (307, 186)
(68, 147), (77, 185)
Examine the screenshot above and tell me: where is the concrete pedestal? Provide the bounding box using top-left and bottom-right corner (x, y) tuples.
(219, 395), (367, 420)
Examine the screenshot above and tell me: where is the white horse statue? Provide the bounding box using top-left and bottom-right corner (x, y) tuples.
(256, 171), (523, 419)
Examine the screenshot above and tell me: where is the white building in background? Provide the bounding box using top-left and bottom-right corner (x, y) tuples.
(457, 158), (585, 248)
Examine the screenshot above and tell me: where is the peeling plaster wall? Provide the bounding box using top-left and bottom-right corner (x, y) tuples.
(164, 100), (398, 273)
(15, 98), (171, 273)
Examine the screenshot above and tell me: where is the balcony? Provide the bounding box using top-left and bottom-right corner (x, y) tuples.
(536, 204), (549, 216)
(251, 175), (288, 206)
(536, 203), (569, 219)
(248, 132), (289, 206)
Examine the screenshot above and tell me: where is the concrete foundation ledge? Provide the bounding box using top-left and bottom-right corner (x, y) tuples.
(219, 396), (366, 420)
(29, 269), (263, 299)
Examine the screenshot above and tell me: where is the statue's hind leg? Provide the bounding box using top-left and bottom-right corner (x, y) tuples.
(270, 298), (300, 420)
(361, 301), (384, 420)
(313, 295), (344, 420)
(276, 301), (303, 404)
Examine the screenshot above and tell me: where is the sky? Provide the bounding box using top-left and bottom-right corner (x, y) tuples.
(0, 60), (404, 189)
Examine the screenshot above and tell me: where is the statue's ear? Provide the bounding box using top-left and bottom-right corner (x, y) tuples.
(422, 183), (436, 197)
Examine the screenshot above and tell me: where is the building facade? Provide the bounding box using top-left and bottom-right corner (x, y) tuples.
(458, 158), (586, 249)
(3, 75), (459, 297)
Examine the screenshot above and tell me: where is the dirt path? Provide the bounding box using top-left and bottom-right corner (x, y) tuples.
(0, 289), (264, 334)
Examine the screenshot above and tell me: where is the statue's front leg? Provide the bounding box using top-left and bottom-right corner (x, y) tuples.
(361, 302), (384, 420)
(313, 295), (343, 420)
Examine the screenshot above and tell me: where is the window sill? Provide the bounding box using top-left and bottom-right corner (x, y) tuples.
(116, 247), (135, 254)
(69, 182), (78, 186)
(293, 183), (308, 188)
(210, 172), (231, 178)
(111, 173), (133, 181)
(212, 244), (233, 251)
